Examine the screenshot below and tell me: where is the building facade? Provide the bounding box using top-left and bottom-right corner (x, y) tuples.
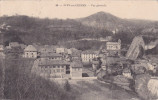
(106, 40), (121, 51)
(38, 60), (70, 78)
(56, 47), (66, 54)
(70, 61), (83, 78)
(24, 45), (37, 58)
(106, 39), (121, 56)
(81, 50), (98, 63)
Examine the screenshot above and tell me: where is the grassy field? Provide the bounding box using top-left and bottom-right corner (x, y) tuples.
(56, 79), (139, 100)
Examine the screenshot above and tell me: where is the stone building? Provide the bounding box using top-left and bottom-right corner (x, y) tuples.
(70, 61), (83, 78)
(24, 45), (37, 58)
(106, 39), (121, 56)
(38, 59), (70, 78)
(56, 47), (66, 54)
(81, 50), (98, 63)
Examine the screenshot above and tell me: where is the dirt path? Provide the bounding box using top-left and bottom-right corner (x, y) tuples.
(69, 79), (139, 100)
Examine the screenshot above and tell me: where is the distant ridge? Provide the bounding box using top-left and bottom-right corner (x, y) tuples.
(0, 11), (158, 46)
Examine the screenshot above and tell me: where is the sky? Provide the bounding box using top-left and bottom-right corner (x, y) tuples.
(1, 0), (158, 21)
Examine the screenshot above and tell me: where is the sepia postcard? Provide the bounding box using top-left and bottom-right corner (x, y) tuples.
(0, 0), (158, 100)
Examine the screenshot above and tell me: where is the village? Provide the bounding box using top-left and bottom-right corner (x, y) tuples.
(0, 34), (122, 78)
(0, 18), (158, 100)
(0, 28), (158, 99)
(0, 35), (157, 78)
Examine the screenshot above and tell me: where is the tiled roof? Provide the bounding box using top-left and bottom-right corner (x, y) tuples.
(40, 53), (62, 57)
(39, 59), (70, 66)
(82, 50), (98, 54)
(37, 45), (59, 52)
(70, 61), (83, 68)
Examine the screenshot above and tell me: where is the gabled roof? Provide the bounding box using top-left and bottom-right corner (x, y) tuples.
(24, 45), (37, 52)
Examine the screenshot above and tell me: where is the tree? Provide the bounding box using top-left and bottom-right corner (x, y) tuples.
(64, 80), (71, 92)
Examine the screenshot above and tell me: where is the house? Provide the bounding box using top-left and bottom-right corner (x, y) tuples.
(9, 42), (20, 48)
(67, 49), (72, 54)
(56, 47), (66, 54)
(122, 68), (132, 79)
(38, 59), (70, 78)
(40, 53), (63, 60)
(81, 50), (98, 63)
(145, 39), (158, 50)
(24, 45), (37, 58)
(92, 58), (100, 71)
(0, 45), (4, 51)
(71, 49), (82, 61)
(70, 61), (83, 78)
(106, 39), (121, 50)
(106, 39), (121, 56)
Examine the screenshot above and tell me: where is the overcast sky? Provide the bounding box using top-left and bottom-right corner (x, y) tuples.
(1, 0), (158, 21)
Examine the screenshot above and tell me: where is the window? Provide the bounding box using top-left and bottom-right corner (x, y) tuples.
(61, 69), (64, 72)
(57, 69), (60, 72)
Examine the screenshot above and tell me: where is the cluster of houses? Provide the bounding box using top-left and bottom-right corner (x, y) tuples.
(0, 39), (122, 79)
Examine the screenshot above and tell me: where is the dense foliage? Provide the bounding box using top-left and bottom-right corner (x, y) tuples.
(0, 58), (75, 100)
(0, 15), (112, 46)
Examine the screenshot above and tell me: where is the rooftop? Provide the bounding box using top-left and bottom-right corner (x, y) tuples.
(38, 59), (70, 66)
(24, 45), (37, 52)
(70, 61), (83, 68)
(82, 50), (98, 54)
(40, 52), (62, 57)
(106, 42), (120, 45)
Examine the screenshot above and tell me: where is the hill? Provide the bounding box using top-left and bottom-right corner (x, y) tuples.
(77, 11), (158, 35)
(0, 12), (158, 46)
(0, 15), (112, 46)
